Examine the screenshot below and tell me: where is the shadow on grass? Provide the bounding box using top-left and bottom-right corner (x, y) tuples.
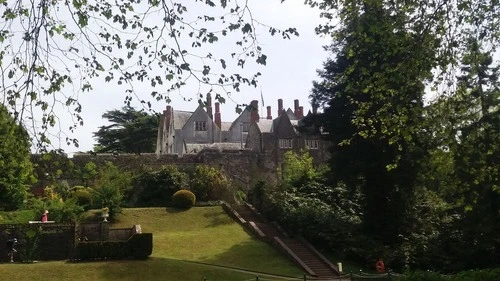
(165, 207), (190, 214)
(202, 209), (235, 228)
(196, 240), (303, 277)
(96, 257), (274, 281)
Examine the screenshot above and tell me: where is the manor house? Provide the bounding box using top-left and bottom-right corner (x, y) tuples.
(155, 94), (330, 166)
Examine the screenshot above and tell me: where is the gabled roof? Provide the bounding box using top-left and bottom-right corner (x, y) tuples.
(220, 122), (232, 131)
(286, 108), (298, 120)
(272, 112), (299, 135)
(255, 119), (273, 133)
(173, 110), (193, 130)
(182, 105), (213, 130)
(228, 110), (250, 131)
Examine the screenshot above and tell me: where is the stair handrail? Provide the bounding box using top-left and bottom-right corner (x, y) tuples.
(274, 236), (316, 277)
(298, 237), (340, 275)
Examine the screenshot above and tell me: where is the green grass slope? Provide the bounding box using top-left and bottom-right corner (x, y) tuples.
(0, 206), (304, 281)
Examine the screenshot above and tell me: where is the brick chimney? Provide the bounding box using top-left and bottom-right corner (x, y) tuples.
(250, 100), (259, 123)
(206, 92), (213, 119)
(214, 102), (221, 129)
(278, 99), (283, 116)
(266, 106), (272, 120)
(164, 105), (172, 126)
(294, 99), (299, 117)
(298, 106), (304, 119)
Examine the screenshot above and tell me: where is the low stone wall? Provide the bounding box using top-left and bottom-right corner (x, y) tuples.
(79, 223), (141, 242)
(109, 225), (141, 241)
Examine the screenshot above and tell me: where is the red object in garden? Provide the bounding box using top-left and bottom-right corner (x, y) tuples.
(41, 210), (49, 222)
(376, 259), (385, 273)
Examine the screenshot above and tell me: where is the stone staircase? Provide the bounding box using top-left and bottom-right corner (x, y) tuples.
(229, 204), (340, 280)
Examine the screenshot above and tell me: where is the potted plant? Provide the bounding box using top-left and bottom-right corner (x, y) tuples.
(101, 207), (109, 222)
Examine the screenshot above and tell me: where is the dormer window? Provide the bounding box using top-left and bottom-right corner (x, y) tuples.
(305, 139), (319, 149)
(241, 122), (249, 132)
(279, 139), (293, 149)
(195, 121), (207, 131)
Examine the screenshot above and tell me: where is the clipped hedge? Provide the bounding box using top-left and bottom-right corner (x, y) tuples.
(171, 189), (196, 209)
(75, 233), (152, 260)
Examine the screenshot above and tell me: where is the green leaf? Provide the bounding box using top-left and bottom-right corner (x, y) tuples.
(242, 23), (252, 34)
(256, 54), (267, 65)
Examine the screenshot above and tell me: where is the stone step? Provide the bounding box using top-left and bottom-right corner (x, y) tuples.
(233, 204), (338, 279)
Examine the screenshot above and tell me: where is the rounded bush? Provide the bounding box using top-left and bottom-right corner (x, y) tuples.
(171, 189), (196, 209)
(72, 188), (92, 209)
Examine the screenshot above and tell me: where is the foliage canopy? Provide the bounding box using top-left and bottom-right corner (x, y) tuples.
(93, 106), (159, 154)
(0, 105), (35, 210)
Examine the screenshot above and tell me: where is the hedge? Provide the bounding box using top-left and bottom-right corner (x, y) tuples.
(75, 233), (152, 260)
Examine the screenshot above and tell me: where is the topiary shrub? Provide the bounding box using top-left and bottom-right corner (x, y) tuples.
(171, 190), (196, 209)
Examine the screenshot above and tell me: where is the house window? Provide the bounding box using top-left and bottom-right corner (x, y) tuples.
(195, 121), (207, 131)
(279, 139), (293, 149)
(305, 139), (319, 150)
(241, 122), (249, 132)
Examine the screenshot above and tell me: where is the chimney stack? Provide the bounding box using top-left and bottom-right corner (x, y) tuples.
(278, 99), (283, 116)
(163, 105), (172, 130)
(266, 106), (272, 120)
(214, 102), (221, 129)
(294, 99), (300, 117)
(298, 106), (304, 119)
(206, 92), (213, 119)
(250, 100), (259, 123)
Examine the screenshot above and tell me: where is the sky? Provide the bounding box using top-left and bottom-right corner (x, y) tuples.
(55, 1), (333, 153)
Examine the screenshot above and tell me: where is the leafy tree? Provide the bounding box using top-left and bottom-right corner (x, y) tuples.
(91, 161), (132, 217)
(278, 150), (318, 188)
(0, 0), (298, 149)
(448, 39), (500, 268)
(308, 1), (434, 243)
(253, 151), (362, 262)
(73, 161), (99, 187)
(93, 106), (159, 154)
(0, 105), (35, 210)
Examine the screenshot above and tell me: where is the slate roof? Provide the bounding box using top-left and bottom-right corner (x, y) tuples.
(286, 108), (298, 120)
(173, 110), (193, 130)
(220, 122), (232, 131)
(256, 119), (273, 133)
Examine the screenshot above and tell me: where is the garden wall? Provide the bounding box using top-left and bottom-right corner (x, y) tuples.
(32, 149), (279, 193)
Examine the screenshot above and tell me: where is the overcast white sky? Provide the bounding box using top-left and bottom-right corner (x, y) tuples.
(58, 1), (332, 153)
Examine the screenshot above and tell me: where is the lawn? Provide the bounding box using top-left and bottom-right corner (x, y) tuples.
(0, 206), (305, 281)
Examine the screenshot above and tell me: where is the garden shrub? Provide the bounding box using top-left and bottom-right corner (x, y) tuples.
(131, 165), (188, 206)
(91, 184), (123, 219)
(89, 161), (132, 218)
(29, 191), (85, 223)
(72, 188), (92, 210)
(171, 189), (196, 209)
(190, 165), (232, 202)
(53, 180), (71, 200)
